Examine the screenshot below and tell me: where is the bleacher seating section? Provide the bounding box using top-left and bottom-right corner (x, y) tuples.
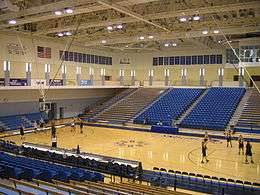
(0, 151), (103, 183)
(134, 88), (203, 126)
(83, 88), (137, 120)
(180, 87), (245, 130)
(95, 88), (164, 123)
(236, 89), (260, 129)
(0, 178), (186, 195)
(0, 112), (48, 131)
(0, 140), (139, 179)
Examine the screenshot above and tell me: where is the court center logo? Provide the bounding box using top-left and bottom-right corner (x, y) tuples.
(114, 139), (148, 148)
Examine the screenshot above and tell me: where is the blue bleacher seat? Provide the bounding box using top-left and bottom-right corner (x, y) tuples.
(0, 151), (104, 183)
(134, 88), (203, 126)
(180, 87), (245, 130)
(0, 112), (48, 131)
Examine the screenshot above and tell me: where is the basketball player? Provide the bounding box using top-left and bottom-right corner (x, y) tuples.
(40, 118), (44, 128)
(245, 141), (254, 164)
(71, 118), (76, 132)
(201, 139), (209, 163)
(80, 120), (84, 134)
(204, 131), (209, 142)
(20, 124), (25, 140)
(226, 130), (232, 147)
(76, 144), (80, 154)
(33, 121), (38, 132)
(238, 135), (244, 155)
(51, 122), (56, 138)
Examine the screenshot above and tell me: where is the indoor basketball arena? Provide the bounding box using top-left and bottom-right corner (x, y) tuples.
(0, 0), (260, 194)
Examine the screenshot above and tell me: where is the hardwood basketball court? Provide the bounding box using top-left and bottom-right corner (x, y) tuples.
(3, 125), (260, 183)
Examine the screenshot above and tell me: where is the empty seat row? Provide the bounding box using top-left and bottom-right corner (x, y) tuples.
(0, 112), (48, 131)
(0, 151), (104, 183)
(180, 87), (245, 130)
(134, 88), (203, 126)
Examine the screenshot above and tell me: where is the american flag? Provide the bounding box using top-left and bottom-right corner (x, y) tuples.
(37, 46), (51, 58)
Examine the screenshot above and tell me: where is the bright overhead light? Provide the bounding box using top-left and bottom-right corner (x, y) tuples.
(148, 35), (154, 39)
(107, 26), (113, 30)
(117, 24), (123, 29)
(139, 36), (145, 40)
(57, 32), (64, 37)
(64, 8), (73, 14)
(54, 10), (62, 16)
(202, 30), (208, 35)
(164, 43), (170, 47)
(179, 17), (187, 22)
(193, 16), (200, 21)
(65, 32), (72, 36)
(172, 43), (177, 46)
(213, 30), (219, 34)
(101, 40), (107, 44)
(8, 19), (16, 24)
(125, 45), (129, 48)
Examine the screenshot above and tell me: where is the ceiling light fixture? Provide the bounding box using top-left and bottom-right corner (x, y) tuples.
(65, 32), (72, 36)
(116, 24), (123, 29)
(139, 36), (145, 40)
(8, 19), (16, 24)
(148, 35), (154, 39)
(101, 40), (107, 44)
(172, 43), (177, 46)
(202, 30), (208, 35)
(57, 32), (64, 37)
(54, 10), (62, 16)
(213, 30), (219, 34)
(179, 17), (187, 22)
(64, 8), (73, 14)
(107, 26), (113, 30)
(164, 43), (170, 47)
(193, 16), (200, 21)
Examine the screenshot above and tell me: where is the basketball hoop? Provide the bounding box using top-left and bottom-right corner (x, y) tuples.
(39, 97), (51, 113)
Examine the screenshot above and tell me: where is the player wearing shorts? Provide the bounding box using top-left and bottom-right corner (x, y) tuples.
(20, 124), (25, 140)
(201, 139), (209, 163)
(245, 141), (254, 164)
(238, 135), (244, 155)
(226, 130), (232, 147)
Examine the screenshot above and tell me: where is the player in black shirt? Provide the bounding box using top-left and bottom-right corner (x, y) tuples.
(80, 121), (84, 134)
(245, 141), (254, 164)
(20, 124), (25, 140)
(201, 139), (209, 163)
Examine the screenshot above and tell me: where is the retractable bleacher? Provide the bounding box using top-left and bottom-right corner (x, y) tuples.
(0, 112), (47, 131)
(180, 87), (245, 130)
(134, 88), (203, 126)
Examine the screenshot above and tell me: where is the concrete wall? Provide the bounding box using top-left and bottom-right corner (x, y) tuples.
(0, 32), (260, 85)
(0, 87), (122, 117)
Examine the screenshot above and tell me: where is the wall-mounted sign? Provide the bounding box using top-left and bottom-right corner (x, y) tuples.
(7, 43), (27, 55)
(81, 80), (92, 86)
(119, 58), (130, 64)
(9, 78), (27, 86)
(0, 78), (4, 86)
(31, 79), (46, 87)
(49, 79), (63, 86)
